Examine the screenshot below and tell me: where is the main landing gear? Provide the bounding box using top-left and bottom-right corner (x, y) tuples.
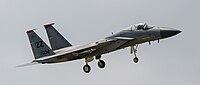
(131, 44), (139, 63)
(83, 63), (91, 73)
(83, 55), (106, 73)
(96, 55), (106, 69)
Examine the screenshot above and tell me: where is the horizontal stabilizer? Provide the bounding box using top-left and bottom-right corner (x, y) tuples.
(16, 61), (39, 67)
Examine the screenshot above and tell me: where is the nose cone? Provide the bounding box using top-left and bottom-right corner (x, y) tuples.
(160, 28), (181, 38)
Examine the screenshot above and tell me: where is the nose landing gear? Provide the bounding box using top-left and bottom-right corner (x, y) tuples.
(131, 44), (139, 63)
(133, 57), (139, 63)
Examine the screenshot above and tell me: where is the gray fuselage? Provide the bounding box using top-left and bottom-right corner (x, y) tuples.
(37, 26), (181, 64)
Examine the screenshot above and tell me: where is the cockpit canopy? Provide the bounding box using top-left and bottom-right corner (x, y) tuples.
(135, 23), (153, 30)
(122, 23), (154, 31)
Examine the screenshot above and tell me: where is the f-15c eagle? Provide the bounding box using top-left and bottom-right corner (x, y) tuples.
(18, 23), (181, 73)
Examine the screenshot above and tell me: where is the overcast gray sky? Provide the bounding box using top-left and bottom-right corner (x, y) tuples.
(0, 0), (199, 85)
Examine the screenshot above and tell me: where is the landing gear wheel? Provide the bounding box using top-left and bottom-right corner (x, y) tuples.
(131, 44), (140, 63)
(83, 64), (91, 73)
(133, 57), (139, 63)
(98, 60), (105, 68)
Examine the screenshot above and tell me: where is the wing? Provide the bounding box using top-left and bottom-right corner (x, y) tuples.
(69, 37), (135, 56)
(37, 37), (135, 63)
(44, 39), (116, 57)
(56, 37), (134, 56)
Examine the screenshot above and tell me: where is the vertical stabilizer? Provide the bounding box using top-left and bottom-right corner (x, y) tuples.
(27, 30), (55, 59)
(44, 23), (72, 50)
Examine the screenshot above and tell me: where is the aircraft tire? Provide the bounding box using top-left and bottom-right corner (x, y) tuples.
(98, 60), (105, 68)
(83, 64), (91, 73)
(133, 57), (139, 63)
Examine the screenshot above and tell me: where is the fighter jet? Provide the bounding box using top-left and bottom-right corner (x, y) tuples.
(18, 23), (181, 73)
